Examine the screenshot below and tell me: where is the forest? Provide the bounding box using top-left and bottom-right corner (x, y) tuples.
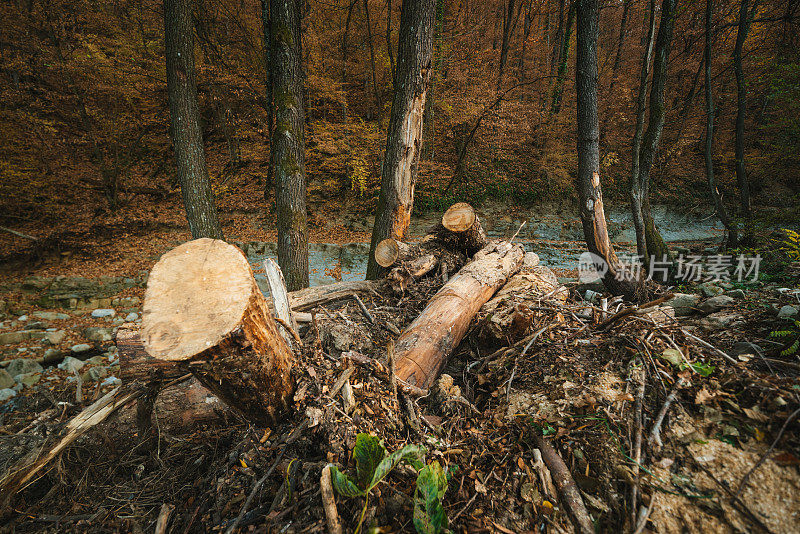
(1, 0), (800, 532)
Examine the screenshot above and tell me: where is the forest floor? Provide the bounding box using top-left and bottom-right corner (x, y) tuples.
(0, 225), (799, 532)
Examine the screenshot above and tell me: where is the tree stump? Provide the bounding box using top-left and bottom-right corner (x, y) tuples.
(434, 202), (489, 255)
(374, 238), (412, 267)
(141, 238), (294, 426)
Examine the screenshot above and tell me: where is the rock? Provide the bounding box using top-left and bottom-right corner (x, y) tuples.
(71, 343), (93, 354)
(778, 305), (798, 319)
(699, 283), (724, 298)
(81, 366), (108, 382)
(85, 355), (105, 365)
(22, 276), (52, 290)
(723, 289), (746, 300)
(523, 252), (540, 268)
(25, 321), (47, 330)
(5, 358), (43, 377)
(58, 356), (86, 373)
(44, 330), (66, 345)
(84, 327), (112, 342)
(0, 331), (30, 345)
(42, 348), (62, 363)
(0, 388), (16, 402)
(91, 308), (116, 318)
(699, 311), (745, 331)
(101, 376), (121, 387)
(323, 323), (372, 354)
(731, 342), (762, 357)
(17, 315), (28, 322)
(666, 293), (701, 316)
(698, 295), (734, 315)
(15, 372), (41, 387)
(125, 312), (139, 322)
(32, 311), (70, 321)
(112, 296), (140, 307)
(584, 290), (602, 304)
(0, 369), (15, 389)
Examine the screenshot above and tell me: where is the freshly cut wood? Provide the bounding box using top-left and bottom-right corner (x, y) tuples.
(117, 325), (186, 383)
(142, 238), (294, 426)
(433, 202), (489, 255)
(288, 280), (381, 311)
(394, 241), (524, 389)
(375, 238), (412, 267)
(388, 253), (438, 293)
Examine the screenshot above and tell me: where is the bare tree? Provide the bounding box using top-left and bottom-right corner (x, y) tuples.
(497, 0), (518, 89)
(632, 0), (677, 266)
(576, 0), (641, 300)
(164, 0), (223, 239)
(271, 0), (309, 290)
(704, 0), (738, 246)
(550, 0), (575, 115)
(366, 0), (435, 279)
(734, 0), (759, 243)
(609, 0), (631, 90)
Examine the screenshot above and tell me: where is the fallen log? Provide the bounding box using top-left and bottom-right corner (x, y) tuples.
(394, 241), (524, 389)
(387, 253), (439, 293)
(264, 258), (298, 346)
(288, 280), (381, 311)
(432, 202), (489, 256)
(142, 238), (294, 426)
(374, 238), (412, 268)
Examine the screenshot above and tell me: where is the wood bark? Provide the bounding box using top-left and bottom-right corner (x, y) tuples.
(704, 0), (738, 247)
(634, 0), (676, 265)
(141, 238), (294, 425)
(388, 253), (438, 293)
(629, 0), (657, 260)
(271, 0), (309, 291)
(366, 0), (435, 279)
(260, 0), (274, 187)
(394, 241), (524, 389)
(609, 0), (631, 89)
(497, 0), (517, 89)
(433, 202), (489, 255)
(386, 0), (395, 87)
(550, 0), (575, 115)
(576, 0), (642, 301)
(164, 0), (223, 239)
(288, 280), (381, 311)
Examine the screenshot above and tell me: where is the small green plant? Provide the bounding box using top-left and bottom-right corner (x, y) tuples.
(777, 229), (800, 261)
(770, 319), (800, 356)
(349, 156), (369, 197)
(413, 461), (449, 534)
(328, 433), (425, 533)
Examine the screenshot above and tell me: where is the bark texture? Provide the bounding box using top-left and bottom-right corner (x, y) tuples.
(366, 0), (436, 279)
(576, 0), (642, 301)
(164, 0), (223, 239)
(734, 0), (757, 242)
(271, 0), (309, 291)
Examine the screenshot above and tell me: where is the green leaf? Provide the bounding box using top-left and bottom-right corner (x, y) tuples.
(368, 444), (426, 491)
(413, 462), (449, 534)
(327, 464), (364, 498)
(353, 433), (386, 490)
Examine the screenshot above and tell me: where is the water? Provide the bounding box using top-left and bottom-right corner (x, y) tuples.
(244, 204), (724, 289)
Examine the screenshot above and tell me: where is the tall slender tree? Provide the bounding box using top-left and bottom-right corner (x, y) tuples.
(609, 0), (631, 90)
(632, 0), (677, 266)
(704, 0), (738, 246)
(271, 0), (309, 290)
(164, 0), (223, 239)
(575, 0), (640, 300)
(260, 0), (274, 189)
(733, 0), (759, 243)
(550, 0), (575, 115)
(366, 0), (435, 279)
(497, 0), (517, 89)
(629, 0), (657, 260)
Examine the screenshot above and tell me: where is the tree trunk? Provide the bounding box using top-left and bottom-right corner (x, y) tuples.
(704, 0), (738, 247)
(141, 239), (294, 426)
(366, 0), (435, 279)
(271, 0), (309, 291)
(342, 0), (357, 84)
(164, 0), (223, 239)
(576, 0), (642, 301)
(630, 0), (657, 260)
(550, 0), (575, 115)
(635, 0), (676, 266)
(394, 241), (524, 389)
(518, 0), (534, 83)
(375, 238), (413, 267)
(609, 0), (630, 90)
(498, 0), (517, 89)
(550, 0), (566, 76)
(734, 0), (757, 243)
(433, 202), (489, 255)
(363, 0), (380, 108)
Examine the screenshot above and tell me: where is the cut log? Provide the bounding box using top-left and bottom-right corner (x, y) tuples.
(394, 241), (524, 389)
(288, 280), (381, 311)
(142, 238), (294, 426)
(435, 202), (489, 255)
(374, 238), (412, 267)
(387, 253), (439, 293)
(117, 325), (186, 383)
(264, 258), (298, 345)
